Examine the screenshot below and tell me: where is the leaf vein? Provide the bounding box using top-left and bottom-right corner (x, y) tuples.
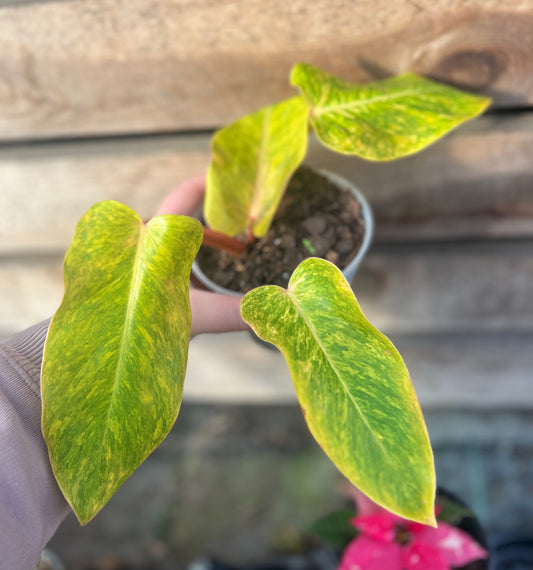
(288, 291), (389, 456)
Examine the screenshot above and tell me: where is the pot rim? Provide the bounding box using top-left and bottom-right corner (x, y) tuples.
(192, 167), (374, 297)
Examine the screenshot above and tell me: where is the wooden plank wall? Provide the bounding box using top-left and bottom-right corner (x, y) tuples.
(1, 0), (532, 138)
(1, 0), (532, 407)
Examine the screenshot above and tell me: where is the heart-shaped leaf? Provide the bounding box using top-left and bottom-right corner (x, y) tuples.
(241, 258), (436, 525)
(291, 63), (491, 160)
(205, 96), (309, 238)
(42, 201), (202, 524)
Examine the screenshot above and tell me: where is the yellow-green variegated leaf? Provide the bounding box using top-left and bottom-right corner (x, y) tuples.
(291, 63), (491, 161)
(42, 201), (202, 524)
(205, 96), (308, 238)
(241, 258), (436, 525)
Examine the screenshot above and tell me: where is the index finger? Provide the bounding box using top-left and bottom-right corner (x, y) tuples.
(153, 175), (206, 217)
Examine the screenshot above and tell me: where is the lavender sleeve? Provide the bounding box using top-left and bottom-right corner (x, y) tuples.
(0, 321), (70, 569)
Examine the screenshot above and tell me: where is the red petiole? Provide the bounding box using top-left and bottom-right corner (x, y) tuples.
(202, 227), (247, 257)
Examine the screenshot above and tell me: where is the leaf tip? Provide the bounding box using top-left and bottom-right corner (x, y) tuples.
(289, 62), (306, 85)
(478, 95), (493, 113)
(420, 508), (438, 528)
(76, 511), (95, 527)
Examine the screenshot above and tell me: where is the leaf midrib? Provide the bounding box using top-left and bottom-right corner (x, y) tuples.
(101, 222), (148, 462)
(287, 290), (389, 456)
(314, 86), (448, 116)
(248, 106), (271, 232)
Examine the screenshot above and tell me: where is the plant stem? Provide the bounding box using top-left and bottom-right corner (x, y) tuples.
(202, 227), (247, 257)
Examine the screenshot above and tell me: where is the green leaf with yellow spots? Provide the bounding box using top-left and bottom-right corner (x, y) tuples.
(205, 96), (309, 238)
(291, 63), (491, 161)
(241, 258), (436, 525)
(42, 201), (202, 524)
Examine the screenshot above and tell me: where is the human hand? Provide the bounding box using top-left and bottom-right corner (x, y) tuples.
(154, 176), (248, 337)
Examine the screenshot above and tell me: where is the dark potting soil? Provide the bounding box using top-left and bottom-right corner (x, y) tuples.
(195, 167), (366, 293)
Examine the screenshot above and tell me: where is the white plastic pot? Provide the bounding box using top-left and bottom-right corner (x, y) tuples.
(192, 168), (374, 296)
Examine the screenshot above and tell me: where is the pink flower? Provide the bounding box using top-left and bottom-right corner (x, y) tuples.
(338, 509), (488, 570)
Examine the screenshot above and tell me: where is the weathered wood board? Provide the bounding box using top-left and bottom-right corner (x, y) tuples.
(2, 246), (532, 408)
(0, 134), (210, 253)
(183, 330), (533, 409)
(309, 113), (533, 242)
(3, 239), (532, 338)
(352, 241), (533, 335)
(0, 0), (531, 140)
(1, 0), (532, 414)
(0, 255), (61, 336)
(1, 114), (532, 254)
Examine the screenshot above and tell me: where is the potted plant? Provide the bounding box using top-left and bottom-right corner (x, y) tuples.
(40, 63), (490, 532)
(192, 165), (375, 297)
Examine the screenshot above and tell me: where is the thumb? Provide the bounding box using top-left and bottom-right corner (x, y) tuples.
(154, 175), (206, 217)
(190, 289), (248, 337)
